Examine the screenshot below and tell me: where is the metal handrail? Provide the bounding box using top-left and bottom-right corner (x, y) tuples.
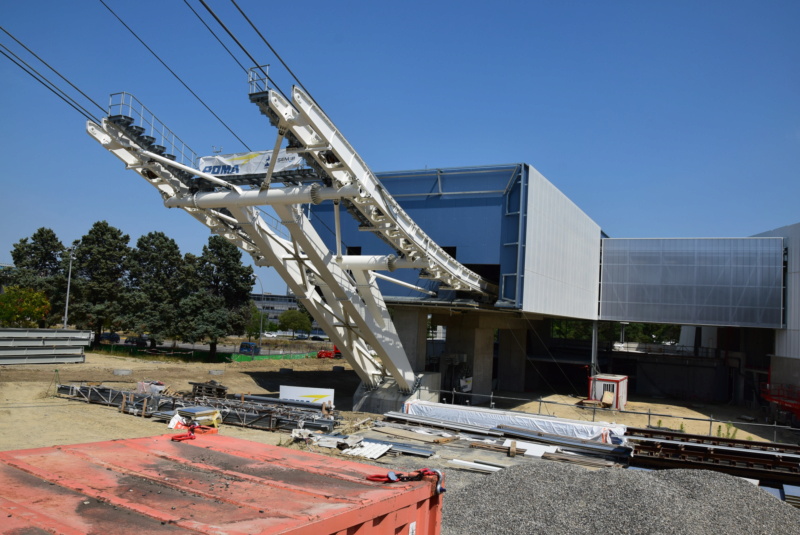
(107, 92), (197, 168)
(425, 388), (798, 442)
(248, 65), (270, 95)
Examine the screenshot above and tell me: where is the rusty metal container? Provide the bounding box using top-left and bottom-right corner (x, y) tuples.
(0, 434), (442, 534)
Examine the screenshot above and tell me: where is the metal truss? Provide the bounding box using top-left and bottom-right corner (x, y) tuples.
(87, 78), (496, 393)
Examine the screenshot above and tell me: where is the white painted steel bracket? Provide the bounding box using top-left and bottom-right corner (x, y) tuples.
(87, 82), (497, 393)
(87, 117), (412, 390)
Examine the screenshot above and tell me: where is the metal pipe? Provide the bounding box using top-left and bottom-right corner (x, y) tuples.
(140, 149), (234, 189)
(260, 129), (286, 190)
(164, 184), (360, 209)
(334, 200), (342, 261)
(371, 272), (435, 296)
(338, 255), (427, 271)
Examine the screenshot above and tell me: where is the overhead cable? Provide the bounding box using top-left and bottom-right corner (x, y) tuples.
(98, 0), (252, 151)
(0, 26), (106, 116)
(197, 0), (289, 102)
(0, 44), (99, 123)
(182, 0), (248, 74)
(229, 0), (315, 102)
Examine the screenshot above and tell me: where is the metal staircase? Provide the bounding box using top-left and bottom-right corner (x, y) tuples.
(87, 71), (496, 396)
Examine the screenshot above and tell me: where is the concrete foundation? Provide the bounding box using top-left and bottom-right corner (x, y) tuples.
(432, 312), (534, 404)
(393, 308), (428, 372)
(352, 372), (441, 414)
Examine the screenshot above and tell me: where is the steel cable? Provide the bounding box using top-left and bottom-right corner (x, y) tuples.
(98, 0), (252, 151)
(0, 45), (99, 123)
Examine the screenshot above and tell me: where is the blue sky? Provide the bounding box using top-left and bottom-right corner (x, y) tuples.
(1, 1), (797, 293)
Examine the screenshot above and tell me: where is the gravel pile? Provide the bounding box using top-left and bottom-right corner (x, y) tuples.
(439, 461), (800, 535)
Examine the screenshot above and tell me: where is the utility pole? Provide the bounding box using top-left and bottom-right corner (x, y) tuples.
(63, 246), (77, 329)
(254, 275), (264, 348)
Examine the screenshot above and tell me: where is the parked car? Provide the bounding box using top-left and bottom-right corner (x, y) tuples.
(124, 335), (148, 347)
(262, 332), (278, 338)
(295, 334), (308, 340)
(100, 332), (120, 343)
(239, 342), (261, 356)
(310, 335), (325, 341)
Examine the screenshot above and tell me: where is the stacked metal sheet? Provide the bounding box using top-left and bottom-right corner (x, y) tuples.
(495, 425), (632, 461)
(1, 328), (91, 365)
(341, 441), (393, 460)
(783, 484), (800, 508)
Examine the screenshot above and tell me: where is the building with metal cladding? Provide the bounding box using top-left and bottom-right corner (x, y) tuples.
(312, 164), (602, 319)
(311, 163), (800, 413)
(600, 237), (784, 328)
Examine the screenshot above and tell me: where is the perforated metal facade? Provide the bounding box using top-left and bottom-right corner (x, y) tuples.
(600, 238), (785, 327)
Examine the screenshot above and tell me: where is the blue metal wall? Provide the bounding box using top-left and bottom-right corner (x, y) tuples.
(310, 164), (525, 303)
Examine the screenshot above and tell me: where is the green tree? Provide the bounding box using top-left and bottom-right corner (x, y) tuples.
(177, 291), (230, 354)
(68, 221), (130, 343)
(125, 232), (184, 347)
(6, 227), (65, 326)
(279, 309), (311, 336)
(245, 301), (264, 341)
(177, 236), (254, 359)
(551, 319), (594, 340)
(0, 286), (50, 327)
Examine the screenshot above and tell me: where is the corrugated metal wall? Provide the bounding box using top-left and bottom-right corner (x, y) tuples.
(757, 222), (800, 359)
(599, 237), (784, 327)
(521, 166), (601, 320)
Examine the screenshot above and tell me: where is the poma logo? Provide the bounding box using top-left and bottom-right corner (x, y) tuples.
(202, 165), (240, 175)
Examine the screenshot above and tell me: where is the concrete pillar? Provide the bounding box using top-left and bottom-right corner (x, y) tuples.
(497, 328), (527, 391)
(392, 308), (428, 372)
(445, 324), (495, 404)
(591, 320), (600, 375)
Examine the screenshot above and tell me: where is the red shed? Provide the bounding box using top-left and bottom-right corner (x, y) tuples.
(0, 434), (443, 534)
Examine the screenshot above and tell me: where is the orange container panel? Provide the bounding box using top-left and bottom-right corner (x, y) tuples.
(0, 434), (442, 535)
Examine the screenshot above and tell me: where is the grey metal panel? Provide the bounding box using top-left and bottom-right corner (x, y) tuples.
(0, 328), (92, 342)
(0, 354), (85, 365)
(0, 338), (92, 347)
(600, 238), (784, 327)
(0, 347), (84, 357)
(521, 165), (601, 320)
(756, 222), (800, 358)
(0, 328), (91, 365)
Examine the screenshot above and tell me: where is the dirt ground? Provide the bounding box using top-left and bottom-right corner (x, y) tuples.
(1, 352), (798, 452)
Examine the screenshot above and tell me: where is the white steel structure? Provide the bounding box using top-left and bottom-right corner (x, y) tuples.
(86, 72), (495, 394)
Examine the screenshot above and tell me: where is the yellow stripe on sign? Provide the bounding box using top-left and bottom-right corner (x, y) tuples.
(229, 153), (262, 164)
(301, 395), (330, 402)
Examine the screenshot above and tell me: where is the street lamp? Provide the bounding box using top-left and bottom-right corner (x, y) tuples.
(63, 245), (77, 329)
(254, 275), (264, 348)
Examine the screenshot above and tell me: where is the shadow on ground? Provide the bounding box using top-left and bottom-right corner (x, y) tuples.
(243, 369), (362, 411)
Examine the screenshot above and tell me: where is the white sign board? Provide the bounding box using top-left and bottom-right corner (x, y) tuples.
(198, 149), (304, 177)
(280, 385), (335, 406)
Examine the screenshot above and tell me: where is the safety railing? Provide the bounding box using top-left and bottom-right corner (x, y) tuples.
(248, 64), (270, 95)
(420, 388), (799, 443)
(107, 92), (197, 168)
